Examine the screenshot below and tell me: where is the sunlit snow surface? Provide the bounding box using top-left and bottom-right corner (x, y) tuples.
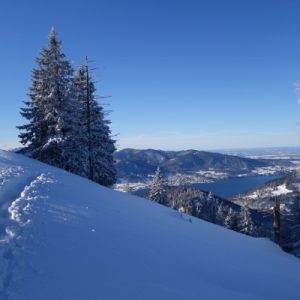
(0, 150), (300, 300)
(246, 184), (293, 200)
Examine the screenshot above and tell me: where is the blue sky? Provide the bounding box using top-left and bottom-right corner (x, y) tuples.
(1, 0), (300, 150)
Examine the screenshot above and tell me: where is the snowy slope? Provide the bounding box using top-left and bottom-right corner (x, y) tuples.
(0, 150), (300, 300)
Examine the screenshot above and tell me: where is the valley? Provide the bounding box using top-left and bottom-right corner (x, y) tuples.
(114, 148), (298, 195)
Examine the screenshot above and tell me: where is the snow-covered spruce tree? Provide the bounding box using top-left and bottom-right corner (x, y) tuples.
(239, 206), (253, 235)
(208, 192), (217, 223)
(148, 167), (166, 204)
(74, 63), (117, 186)
(18, 28), (79, 171)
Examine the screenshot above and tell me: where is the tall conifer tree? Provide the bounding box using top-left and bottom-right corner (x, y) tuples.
(74, 63), (117, 186)
(18, 28), (116, 185)
(18, 28), (77, 170)
(148, 167), (166, 204)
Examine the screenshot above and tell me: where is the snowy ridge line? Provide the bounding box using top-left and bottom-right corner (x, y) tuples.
(0, 172), (55, 300)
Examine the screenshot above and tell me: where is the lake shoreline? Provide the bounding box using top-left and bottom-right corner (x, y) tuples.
(188, 174), (283, 198)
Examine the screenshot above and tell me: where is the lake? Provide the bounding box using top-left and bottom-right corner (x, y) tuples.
(133, 175), (282, 199)
(189, 175), (282, 198)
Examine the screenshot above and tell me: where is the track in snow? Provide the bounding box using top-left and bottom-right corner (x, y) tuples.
(0, 168), (46, 300)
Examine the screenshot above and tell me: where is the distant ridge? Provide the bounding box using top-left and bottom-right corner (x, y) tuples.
(115, 148), (271, 179)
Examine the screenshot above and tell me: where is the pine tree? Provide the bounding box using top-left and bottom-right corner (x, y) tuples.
(18, 28), (116, 185)
(74, 61), (117, 186)
(207, 192), (216, 223)
(239, 206), (252, 234)
(148, 167), (166, 204)
(18, 27), (77, 170)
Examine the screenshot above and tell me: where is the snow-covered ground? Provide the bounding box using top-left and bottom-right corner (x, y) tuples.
(1, 150), (300, 300)
(114, 172), (217, 193)
(252, 165), (299, 175)
(271, 184), (293, 196)
(246, 184), (293, 200)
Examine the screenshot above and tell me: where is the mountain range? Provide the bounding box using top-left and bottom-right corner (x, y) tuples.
(114, 148), (278, 181)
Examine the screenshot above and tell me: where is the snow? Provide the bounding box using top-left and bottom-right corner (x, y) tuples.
(246, 184), (293, 201)
(271, 184), (293, 196)
(247, 193), (259, 199)
(0, 150), (300, 300)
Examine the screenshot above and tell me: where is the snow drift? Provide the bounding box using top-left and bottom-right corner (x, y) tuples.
(0, 150), (300, 300)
